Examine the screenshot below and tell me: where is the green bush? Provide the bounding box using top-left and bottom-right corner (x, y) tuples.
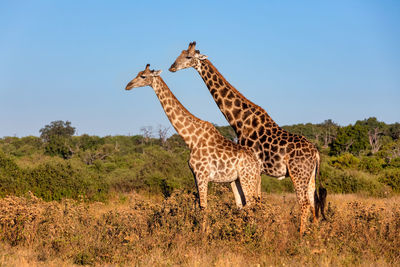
(379, 168), (400, 193)
(0, 136), (43, 156)
(0, 152), (108, 201)
(328, 153), (360, 169)
(44, 136), (73, 159)
(106, 145), (193, 195)
(321, 162), (386, 197)
(0, 153), (25, 196)
(261, 176), (294, 193)
(358, 156), (385, 174)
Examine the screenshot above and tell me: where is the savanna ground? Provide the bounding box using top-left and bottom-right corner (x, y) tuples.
(1, 188), (399, 266)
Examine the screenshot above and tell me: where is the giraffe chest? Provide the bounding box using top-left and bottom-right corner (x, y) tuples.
(190, 148), (239, 183)
(238, 135), (288, 177)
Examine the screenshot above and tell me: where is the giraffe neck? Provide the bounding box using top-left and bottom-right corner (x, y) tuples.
(195, 59), (278, 134)
(150, 77), (204, 149)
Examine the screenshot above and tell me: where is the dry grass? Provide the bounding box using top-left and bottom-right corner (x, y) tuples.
(1, 189), (400, 266)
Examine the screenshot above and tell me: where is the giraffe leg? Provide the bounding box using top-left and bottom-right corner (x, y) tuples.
(294, 176), (318, 235)
(308, 167), (317, 224)
(299, 198), (311, 236)
(196, 176), (209, 210)
(256, 174), (262, 203)
(238, 175), (258, 208)
(193, 173), (209, 233)
(231, 180), (245, 208)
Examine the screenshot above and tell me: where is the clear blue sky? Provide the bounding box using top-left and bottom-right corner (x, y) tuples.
(1, 1), (399, 137)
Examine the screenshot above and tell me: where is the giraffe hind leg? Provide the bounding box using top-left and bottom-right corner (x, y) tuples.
(308, 166), (317, 223)
(238, 172), (259, 208)
(289, 174), (314, 236)
(231, 180), (245, 208)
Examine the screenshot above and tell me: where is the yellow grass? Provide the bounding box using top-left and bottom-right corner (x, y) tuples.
(1, 189), (399, 266)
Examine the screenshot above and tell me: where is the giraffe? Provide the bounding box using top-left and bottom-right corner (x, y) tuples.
(169, 42), (327, 235)
(125, 64), (261, 210)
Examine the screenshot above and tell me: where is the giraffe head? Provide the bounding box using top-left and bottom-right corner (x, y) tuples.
(169, 41), (208, 72)
(125, 64), (162, 90)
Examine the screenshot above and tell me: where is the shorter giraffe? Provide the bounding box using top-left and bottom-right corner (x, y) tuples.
(125, 64), (261, 209)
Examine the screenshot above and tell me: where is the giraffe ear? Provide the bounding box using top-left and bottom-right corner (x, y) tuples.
(151, 70), (162, 76)
(196, 53), (208, 60)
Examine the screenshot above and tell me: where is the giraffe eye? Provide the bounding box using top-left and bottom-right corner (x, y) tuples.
(140, 75), (146, 79)
(186, 56), (192, 59)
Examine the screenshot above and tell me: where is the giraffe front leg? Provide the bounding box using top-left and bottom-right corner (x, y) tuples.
(194, 175), (209, 233)
(196, 176), (209, 210)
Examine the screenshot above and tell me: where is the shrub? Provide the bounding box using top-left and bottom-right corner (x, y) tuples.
(44, 136), (73, 159)
(328, 153), (360, 169)
(379, 168), (400, 193)
(359, 156), (385, 174)
(0, 153), (25, 197)
(321, 162), (386, 197)
(261, 176), (294, 193)
(0, 152), (108, 201)
(25, 161), (109, 201)
(106, 145), (193, 195)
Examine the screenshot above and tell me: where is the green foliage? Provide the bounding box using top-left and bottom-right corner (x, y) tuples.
(321, 162), (387, 197)
(0, 152), (108, 201)
(1, 117), (400, 202)
(105, 145), (193, 196)
(379, 168), (400, 193)
(328, 153), (360, 169)
(0, 136), (43, 156)
(0, 153), (24, 197)
(44, 135), (73, 159)
(74, 134), (104, 151)
(261, 176), (294, 193)
(377, 139), (400, 165)
(166, 134), (186, 149)
(387, 122), (400, 140)
(330, 124), (369, 155)
(27, 161), (108, 201)
(355, 117), (386, 132)
(40, 121), (76, 159)
(39, 120), (75, 142)
(282, 122), (318, 142)
(214, 125), (237, 141)
(358, 156), (385, 174)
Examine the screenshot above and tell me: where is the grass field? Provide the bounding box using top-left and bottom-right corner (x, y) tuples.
(1, 187), (399, 266)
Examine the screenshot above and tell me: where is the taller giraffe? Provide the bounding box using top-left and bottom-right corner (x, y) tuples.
(169, 42), (326, 235)
(125, 64), (261, 210)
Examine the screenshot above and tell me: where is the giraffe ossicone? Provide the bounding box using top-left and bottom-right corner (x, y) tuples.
(126, 64), (261, 210)
(169, 43), (327, 235)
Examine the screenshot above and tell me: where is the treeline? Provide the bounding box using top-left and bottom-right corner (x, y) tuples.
(283, 117), (400, 158)
(0, 118), (399, 201)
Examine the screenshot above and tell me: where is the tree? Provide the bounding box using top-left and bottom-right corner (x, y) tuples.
(140, 126), (153, 144)
(368, 128), (383, 154)
(214, 124), (237, 142)
(39, 120), (76, 159)
(319, 119), (339, 148)
(388, 123), (400, 140)
(157, 125), (170, 147)
(40, 120), (75, 142)
(330, 124), (369, 155)
(355, 117), (386, 154)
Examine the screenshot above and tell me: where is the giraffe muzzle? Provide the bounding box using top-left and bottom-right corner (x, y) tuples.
(169, 63), (177, 72)
(125, 82), (134, 90)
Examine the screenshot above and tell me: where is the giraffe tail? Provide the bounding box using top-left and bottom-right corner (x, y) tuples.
(314, 154), (327, 220)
